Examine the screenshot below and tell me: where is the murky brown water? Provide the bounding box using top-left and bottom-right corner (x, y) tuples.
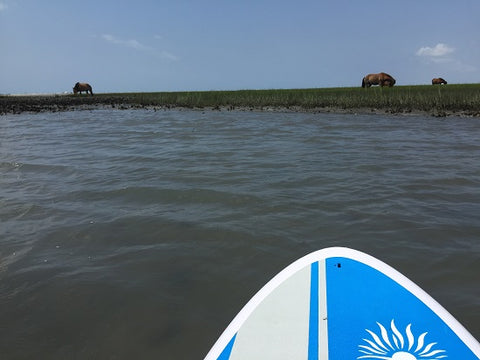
(1, 109), (479, 359)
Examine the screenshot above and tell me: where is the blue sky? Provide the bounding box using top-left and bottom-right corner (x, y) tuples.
(1, 0), (479, 93)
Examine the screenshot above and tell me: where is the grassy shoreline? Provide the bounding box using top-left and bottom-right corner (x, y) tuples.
(2, 84), (480, 116)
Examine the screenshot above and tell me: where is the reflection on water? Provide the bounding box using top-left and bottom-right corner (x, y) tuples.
(1, 109), (479, 358)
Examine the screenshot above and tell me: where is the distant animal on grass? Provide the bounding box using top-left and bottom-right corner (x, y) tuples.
(73, 82), (93, 95)
(362, 73), (396, 88)
(432, 78), (447, 85)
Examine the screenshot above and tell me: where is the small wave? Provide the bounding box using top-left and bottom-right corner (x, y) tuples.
(9, 162), (73, 174)
(0, 161), (23, 170)
(0, 246), (33, 279)
(0, 200), (49, 221)
(68, 186), (262, 207)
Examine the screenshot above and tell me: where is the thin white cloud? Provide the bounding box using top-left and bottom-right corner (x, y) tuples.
(101, 34), (178, 61)
(101, 34), (151, 51)
(0, 2), (8, 11)
(158, 50), (178, 61)
(416, 43), (454, 58)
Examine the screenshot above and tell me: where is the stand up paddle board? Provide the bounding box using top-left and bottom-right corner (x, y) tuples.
(205, 247), (480, 360)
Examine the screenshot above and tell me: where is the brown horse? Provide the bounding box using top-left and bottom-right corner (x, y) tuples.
(362, 72), (396, 88)
(73, 82), (93, 95)
(432, 78), (447, 85)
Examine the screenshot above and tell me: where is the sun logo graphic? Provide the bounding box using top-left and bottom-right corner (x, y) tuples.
(358, 319), (447, 360)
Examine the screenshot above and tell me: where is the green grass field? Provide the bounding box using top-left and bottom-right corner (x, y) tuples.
(103, 83), (480, 115)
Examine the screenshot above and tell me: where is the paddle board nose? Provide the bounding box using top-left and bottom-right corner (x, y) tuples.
(205, 247), (480, 360)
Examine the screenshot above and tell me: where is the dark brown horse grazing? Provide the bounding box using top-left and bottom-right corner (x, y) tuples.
(362, 73), (396, 88)
(73, 82), (93, 95)
(432, 78), (447, 85)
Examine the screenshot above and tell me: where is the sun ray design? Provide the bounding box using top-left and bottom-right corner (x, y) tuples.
(358, 320), (447, 360)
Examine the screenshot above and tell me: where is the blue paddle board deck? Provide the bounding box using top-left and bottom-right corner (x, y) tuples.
(205, 247), (480, 360)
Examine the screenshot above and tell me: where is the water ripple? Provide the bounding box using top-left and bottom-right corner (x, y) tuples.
(1, 110), (479, 358)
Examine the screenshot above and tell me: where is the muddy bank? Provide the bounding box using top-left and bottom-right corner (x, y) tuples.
(0, 94), (241, 114)
(0, 94), (134, 114)
(1, 93), (478, 117)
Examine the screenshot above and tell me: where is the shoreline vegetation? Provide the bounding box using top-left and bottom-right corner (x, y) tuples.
(1, 84), (480, 117)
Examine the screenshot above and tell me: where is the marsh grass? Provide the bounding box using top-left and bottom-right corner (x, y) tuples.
(2, 84), (479, 115)
(103, 84), (480, 115)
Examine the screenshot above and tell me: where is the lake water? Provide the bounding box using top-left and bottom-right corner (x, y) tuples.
(1, 109), (479, 359)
